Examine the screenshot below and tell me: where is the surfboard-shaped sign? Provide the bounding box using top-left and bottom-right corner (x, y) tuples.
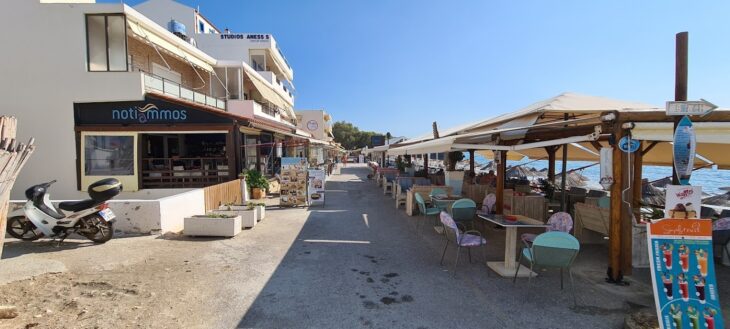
(673, 116), (696, 185)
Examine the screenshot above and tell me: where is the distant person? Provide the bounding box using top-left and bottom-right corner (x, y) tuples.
(484, 170), (497, 186)
(342, 155), (347, 167)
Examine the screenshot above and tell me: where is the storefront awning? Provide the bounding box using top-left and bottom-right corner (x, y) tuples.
(126, 17), (215, 72)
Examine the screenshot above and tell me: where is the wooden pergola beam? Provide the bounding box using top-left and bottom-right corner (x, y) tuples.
(641, 141), (659, 156)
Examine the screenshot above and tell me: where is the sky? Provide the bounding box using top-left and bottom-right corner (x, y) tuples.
(108, 0), (730, 138)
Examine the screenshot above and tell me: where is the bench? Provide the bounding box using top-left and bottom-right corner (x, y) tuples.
(573, 202), (610, 239)
(406, 185), (453, 216)
(395, 177), (431, 208)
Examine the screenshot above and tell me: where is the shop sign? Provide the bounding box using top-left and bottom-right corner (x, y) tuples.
(665, 185), (701, 219)
(280, 157), (308, 207)
(618, 136), (640, 153)
(307, 169), (325, 206)
(647, 218), (724, 329)
(220, 34), (270, 40)
(74, 97), (233, 125)
(673, 116), (696, 185)
(599, 147), (613, 190)
(371, 135), (385, 147)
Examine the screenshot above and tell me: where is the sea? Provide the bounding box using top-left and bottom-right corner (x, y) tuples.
(473, 155), (730, 196)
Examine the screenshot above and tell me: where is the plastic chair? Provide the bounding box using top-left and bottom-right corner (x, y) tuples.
(513, 231), (580, 305)
(415, 192), (440, 234)
(451, 198), (477, 229)
(439, 211), (486, 275)
(477, 193), (496, 215)
(521, 212), (573, 245)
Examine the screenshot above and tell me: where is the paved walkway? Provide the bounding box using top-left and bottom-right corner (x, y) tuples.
(3, 164), (727, 328)
(236, 165), (657, 329)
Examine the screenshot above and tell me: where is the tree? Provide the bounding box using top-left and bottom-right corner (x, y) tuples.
(332, 121), (386, 150)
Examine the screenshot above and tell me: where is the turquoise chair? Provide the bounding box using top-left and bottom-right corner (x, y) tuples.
(513, 231), (580, 305)
(451, 198), (477, 229)
(415, 192), (440, 234)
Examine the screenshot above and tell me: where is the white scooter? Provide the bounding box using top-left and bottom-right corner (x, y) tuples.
(6, 178), (122, 243)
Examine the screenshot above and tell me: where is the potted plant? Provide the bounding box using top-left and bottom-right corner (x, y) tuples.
(248, 202), (266, 221)
(184, 213), (241, 237)
(213, 202), (257, 228)
(404, 155), (415, 176)
(444, 151), (465, 195)
(245, 170), (269, 199)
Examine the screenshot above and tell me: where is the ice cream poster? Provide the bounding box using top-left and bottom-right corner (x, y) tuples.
(647, 219), (725, 329)
(665, 185), (702, 219)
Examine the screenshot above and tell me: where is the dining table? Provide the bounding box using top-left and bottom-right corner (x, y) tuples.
(478, 214), (549, 278)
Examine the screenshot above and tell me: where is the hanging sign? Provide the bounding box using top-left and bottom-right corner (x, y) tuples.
(673, 116), (696, 185)
(664, 185), (701, 219)
(599, 147), (614, 190)
(307, 169), (325, 206)
(647, 218), (724, 329)
(666, 99), (717, 116)
(618, 136), (641, 153)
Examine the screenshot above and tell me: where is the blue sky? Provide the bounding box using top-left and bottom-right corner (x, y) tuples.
(111, 0), (730, 138)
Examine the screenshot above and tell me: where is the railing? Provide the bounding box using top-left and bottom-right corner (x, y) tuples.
(140, 157), (231, 189)
(143, 72), (226, 110)
(203, 179), (243, 211)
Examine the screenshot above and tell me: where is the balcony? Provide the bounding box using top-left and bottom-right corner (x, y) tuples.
(255, 71), (294, 102)
(143, 72), (226, 110)
(227, 99), (295, 128)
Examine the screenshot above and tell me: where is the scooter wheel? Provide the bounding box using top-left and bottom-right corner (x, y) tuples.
(81, 215), (114, 244)
(6, 215), (44, 241)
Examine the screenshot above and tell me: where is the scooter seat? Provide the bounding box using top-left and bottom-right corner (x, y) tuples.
(58, 199), (98, 212)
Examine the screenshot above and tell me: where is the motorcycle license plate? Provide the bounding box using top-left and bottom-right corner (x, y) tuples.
(98, 208), (115, 221)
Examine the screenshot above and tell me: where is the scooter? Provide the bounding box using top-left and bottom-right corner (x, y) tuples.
(6, 178), (122, 243)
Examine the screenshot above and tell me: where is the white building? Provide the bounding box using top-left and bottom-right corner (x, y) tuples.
(0, 0), (308, 200)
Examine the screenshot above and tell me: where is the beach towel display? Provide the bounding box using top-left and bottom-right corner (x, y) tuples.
(280, 157), (308, 207)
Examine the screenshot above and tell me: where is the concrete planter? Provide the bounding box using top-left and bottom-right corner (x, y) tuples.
(211, 209), (257, 228)
(445, 171), (465, 196)
(255, 205), (266, 221)
(184, 215), (241, 237)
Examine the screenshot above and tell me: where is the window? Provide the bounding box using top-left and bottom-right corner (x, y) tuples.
(199, 21), (205, 32)
(251, 54), (266, 71)
(86, 14), (128, 72)
(84, 135), (135, 176)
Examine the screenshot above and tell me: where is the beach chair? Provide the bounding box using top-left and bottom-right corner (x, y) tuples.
(439, 211), (486, 275)
(513, 231), (580, 305)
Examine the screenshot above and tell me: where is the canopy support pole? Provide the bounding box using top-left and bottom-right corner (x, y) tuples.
(468, 149), (475, 176)
(496, 151), (507, 214)
(424, 153), (429, 177)
(632, 141), (644, 222)
(608, 120), (625, 283)
(546, 146), (557, 184)
(560, 144), (568, 212)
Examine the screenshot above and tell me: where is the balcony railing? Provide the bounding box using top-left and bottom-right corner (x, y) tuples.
(143, 72), (226, 110)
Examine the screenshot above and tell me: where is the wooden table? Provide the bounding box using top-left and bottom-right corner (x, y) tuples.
(478, 214), (548, 278)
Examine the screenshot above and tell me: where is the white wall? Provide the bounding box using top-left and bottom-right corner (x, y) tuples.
(133, 0), (196, 38)
(296, 110), (326, 140)
(0, 1), (146, 199)
(158, 189), (205, 233)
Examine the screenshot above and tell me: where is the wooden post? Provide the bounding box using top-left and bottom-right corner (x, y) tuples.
(672, 32), (688, 185)
(468, 149), (475, 176)
(424, 153), (429, 177)
(560, 144), (568, 212)
(546, 146), (556, 184)
(496, 151), (507, 214)
(632, 141), (644, 221)
(609, 123), (625, 282)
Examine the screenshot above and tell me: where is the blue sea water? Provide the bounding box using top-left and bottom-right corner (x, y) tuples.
(473, 155), (730, 196)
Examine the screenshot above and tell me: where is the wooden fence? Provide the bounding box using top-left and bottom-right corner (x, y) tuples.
(203, 179), (243, 211)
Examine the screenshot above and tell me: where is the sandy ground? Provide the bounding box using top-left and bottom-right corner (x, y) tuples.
(0, 164), (728, 328)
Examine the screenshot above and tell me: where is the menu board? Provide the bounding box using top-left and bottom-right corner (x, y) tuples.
(280, 157), (308, 207)
(647, 218), (725, 329)
(307, 169), (325, 206)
